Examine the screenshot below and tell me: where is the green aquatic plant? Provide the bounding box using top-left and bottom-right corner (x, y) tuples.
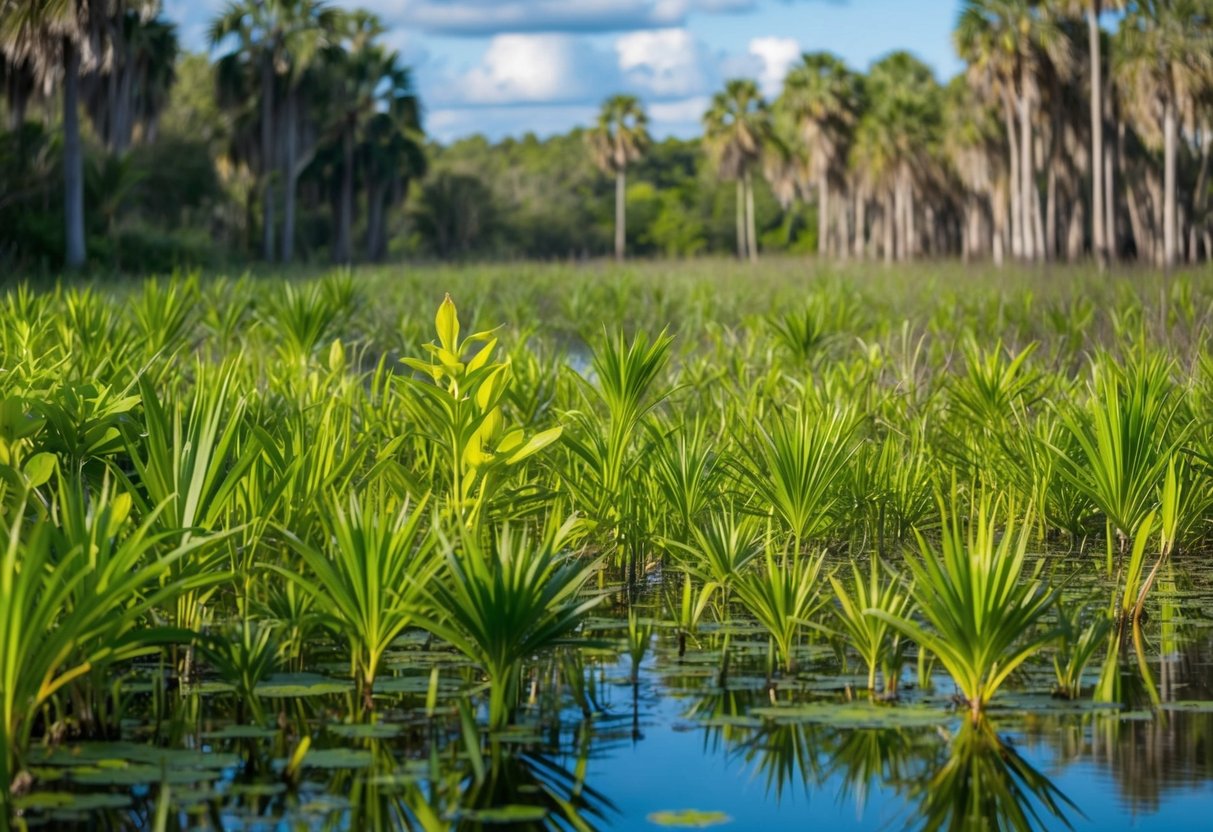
(198, 620), (279, 724)
(870, 491), (1059, 720)
(275, 490), (439, 710)
(666, 508), (765, 609)
(736, 550), (828, 674)
(740, 403), (857, 554)
(827, 558), (913, 694)
(0, 487), (221, 790)
(1056, 357), (1180, 571)
(1051, 599), (1111, 700)
(424, 519), (603, 729)
(401, 295), (563, 526)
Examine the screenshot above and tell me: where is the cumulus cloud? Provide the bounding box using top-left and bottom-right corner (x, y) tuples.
(615, 29), (718, 98)
(435, 34), (620, 106)
(749, 36), (801, 97)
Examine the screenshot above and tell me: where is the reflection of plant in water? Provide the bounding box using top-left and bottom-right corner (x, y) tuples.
(735, 721), (826, 801)
(827, 728), (936, 816)
(915, 718), (1078, 832)
(447, 737), (616, 831)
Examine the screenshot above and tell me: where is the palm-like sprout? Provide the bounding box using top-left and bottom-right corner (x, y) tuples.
(740, 404), (857, 554)
(736, 550), (828, 674)
(587, 94), (650, 260)
(870, 491), (1059, 720)
(424, 519), (602, 729)
(275, 490), (438, 710)
(828, 558), (914, 694)
(1056, 357), (1180, 569)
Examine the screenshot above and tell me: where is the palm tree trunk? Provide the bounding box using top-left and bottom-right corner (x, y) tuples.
(1046, 165), (1057, 260)
(365, 180), (384, 262)
(854, 188), (866, 258)
(615, 168), (626, 261)
(1107, 118), (1119, 258)
(282, 89), (298, 264)
(1003, 94), (1023, 259)
(337, 125), (354, 264)
(993, 185), (1006, 267)
(906, 177), (916, 259)
(1089, 2), (1106, 267)
(883, 190), (894, 264)
(745, 170), (758, 263)
(260, 56), (276, 262)
(1018, 70), (1036, 260)
(63, 39), (86, 269)
(839, 186), (850, 261)
(735, 179), (746, 259)
(817, 173), (829, 257)
(1163, 96), (1177, 271)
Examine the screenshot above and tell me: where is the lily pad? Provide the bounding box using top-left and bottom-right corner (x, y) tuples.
(14, 792), (132, 812)
(202, 725), (280, 740)
(647, 809), (733, 827)
(255, 673), (352, 697)
(1160, 701), (1213, 712)
(281, 748), (374, 770)
(749, 702), (950, 729)
(327, 723), (404, 739)
(459, 805), (549, 823)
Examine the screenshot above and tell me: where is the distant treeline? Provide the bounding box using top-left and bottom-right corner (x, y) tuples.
(2, 0), (1211, 270)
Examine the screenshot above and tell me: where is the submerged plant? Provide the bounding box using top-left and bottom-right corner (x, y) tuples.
(828, 558), (913, 695)
(275, 490), (438, 710)
(870, 491), (1059, 720)
(425, 519), (602, 729)
(736, 550), (828, 674)
(1052, 599), (1111, 700)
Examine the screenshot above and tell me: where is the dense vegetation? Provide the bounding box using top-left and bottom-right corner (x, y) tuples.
(2, 1), (1212, 269)
(0, 261), (1211, 827)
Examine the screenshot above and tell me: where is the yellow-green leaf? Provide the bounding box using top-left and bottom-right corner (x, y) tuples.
(505, 426), (563, 465)
(23, 452), (56, 489)
(436, 294), (459, 353)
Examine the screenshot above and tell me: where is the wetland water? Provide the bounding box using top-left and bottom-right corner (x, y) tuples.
(15, 564), (1213, 831)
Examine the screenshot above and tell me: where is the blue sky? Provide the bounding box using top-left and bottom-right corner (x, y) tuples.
(168, 0), (965, 142)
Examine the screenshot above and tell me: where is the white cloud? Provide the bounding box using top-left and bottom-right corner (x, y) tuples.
(441, 34), (620, 106)
(615, 28), (718, 98)
(749, 36), (801, 97)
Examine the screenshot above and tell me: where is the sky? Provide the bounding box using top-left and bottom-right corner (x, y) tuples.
(167, 0), (966, 143)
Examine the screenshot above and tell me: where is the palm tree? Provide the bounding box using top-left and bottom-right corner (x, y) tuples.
(0, 0), (151, 267)
(858, 52), (944, 262)
(83, 12), (178, 152)
(359, 82), (425, 262)
(956, 0), (1071, 262)
(1115, 0), (1213, 269)
(210, 0), (337, 263)
(778, 52), (860, 257)
(587, 94), (650, 261)
(322, 11), (419, 264)
(703, 78), (773, 262)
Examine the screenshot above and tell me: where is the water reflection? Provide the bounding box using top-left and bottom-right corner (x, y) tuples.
(911, 719), (1077, 832)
